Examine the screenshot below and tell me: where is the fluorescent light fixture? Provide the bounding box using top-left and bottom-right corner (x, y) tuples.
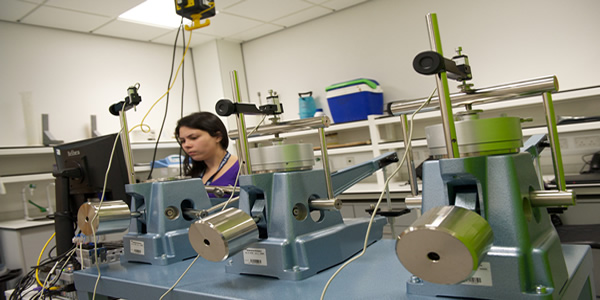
(119, 0), (190, 29)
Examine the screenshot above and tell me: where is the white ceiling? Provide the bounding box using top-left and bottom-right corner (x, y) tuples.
(0, 0), (369, 47)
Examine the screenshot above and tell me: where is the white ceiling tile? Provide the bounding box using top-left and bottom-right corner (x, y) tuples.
(217, 0), (245, 10)
(21, 0), (45, 4)
(93, 19), (173, 42)
(223, 0), (312, 22)
(20, 5), (112, 32)
(321, 0), (368, 11)
(229, 23), (283, 42)
(0, 0), (37, 22)
(198, 12), (263, 37)
(150, 29), (217, 47)
(304, 0), (329, 4)
(43, 0), (145, 18)
(272, 6), (332, 27)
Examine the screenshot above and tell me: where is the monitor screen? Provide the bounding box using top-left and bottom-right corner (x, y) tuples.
(53, 133), (132, 256)
(53, 133), (130, 203)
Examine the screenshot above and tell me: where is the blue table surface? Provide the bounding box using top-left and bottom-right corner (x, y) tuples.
(73, 240), (433, 300)
(73, 240), (591, 300)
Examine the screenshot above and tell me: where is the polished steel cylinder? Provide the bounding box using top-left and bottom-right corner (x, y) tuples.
(389, 75), (558, 115)
(404, 196), (423, 210)
(230, 70), (252, 175)
(204, 186), (240, 198)
(400, 115), (419, 196)
(249, 143), (315, 173)
(188, 207), (258, 262)
(309, 198), (342, 211)
(77, 200), (131, 236)
(426, 13), (460, 158)
(228, 116), (330, 139)
(396, 205), (493, 284)
(530, 190), (576, 207)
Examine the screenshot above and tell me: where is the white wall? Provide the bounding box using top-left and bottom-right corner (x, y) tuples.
(241, 0), (600, 122)
(0, 21), (200, 147)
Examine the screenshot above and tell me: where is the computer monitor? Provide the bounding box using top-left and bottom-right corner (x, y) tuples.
(53, 133), (131, 255)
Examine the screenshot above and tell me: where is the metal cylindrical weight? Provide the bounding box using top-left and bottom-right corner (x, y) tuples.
(189, 207), (258, 262)
(249, 143), (314, 173)
(396, 205), (493, 284)
(77, 200), (131, 236)
(425, 115), (523, 158)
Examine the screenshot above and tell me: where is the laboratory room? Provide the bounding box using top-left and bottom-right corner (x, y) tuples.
(1, 0), (600, 299)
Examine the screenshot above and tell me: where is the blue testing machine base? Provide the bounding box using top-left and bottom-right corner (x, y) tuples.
(73, 240), (594, 300)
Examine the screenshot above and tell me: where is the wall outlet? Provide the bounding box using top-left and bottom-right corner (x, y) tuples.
(574, 135), (600, 148)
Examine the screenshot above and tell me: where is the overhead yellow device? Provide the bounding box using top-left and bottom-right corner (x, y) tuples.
(174, 0), (216, 31)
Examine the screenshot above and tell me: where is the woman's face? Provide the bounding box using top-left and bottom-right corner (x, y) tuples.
(178, 126), (222, 161)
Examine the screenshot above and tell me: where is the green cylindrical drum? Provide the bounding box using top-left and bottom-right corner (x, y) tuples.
(426, 113), (523, 158)
(395, 205), (493, 284)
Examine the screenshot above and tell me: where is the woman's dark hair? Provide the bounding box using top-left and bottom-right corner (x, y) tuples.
(175, 112), (229, 177)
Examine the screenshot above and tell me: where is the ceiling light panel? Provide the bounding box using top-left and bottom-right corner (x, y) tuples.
(93, 19), (173, 42)
(44, 0), (145, 18)
(119, 0), (187, 29)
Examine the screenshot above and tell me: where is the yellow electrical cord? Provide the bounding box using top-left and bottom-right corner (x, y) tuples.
(128, 28), (194, 135)
(36, 232), (60, 291)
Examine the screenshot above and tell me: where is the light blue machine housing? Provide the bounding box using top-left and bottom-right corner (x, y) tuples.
(188, 104), (395, 280)
(122, 178), (212, 265)
(223, 154), (393, 280)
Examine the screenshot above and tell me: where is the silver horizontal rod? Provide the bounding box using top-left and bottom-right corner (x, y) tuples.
(228, 116), (330, 139)
(389, 75), (558, 115)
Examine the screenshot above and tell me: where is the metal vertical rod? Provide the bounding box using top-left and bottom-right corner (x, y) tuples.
(426, 13), (460, 158)
(542, 92), (566, 191)
(230, 70), (252, 175)
(318, 128), (335, 200)
(118, 111), (135, 184)
(381, 167), (397, 238)
(400, 115), (419, 196)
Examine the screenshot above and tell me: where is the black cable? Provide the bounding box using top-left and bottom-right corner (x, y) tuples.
(146, 17), (184, 180)
(47, 245), (56, 260)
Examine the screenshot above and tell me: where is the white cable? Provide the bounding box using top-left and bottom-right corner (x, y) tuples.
(159, 255), (200, 300)
(90, 112), (126, 300)
(320, 88), (436, 300)
(220, 114), (268, 212)
(157, 115), (269, 299)
(34, 247), (77, 299)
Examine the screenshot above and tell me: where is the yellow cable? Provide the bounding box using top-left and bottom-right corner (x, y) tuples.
(35, 232), (59, 290)
(128, 29), (194, 134)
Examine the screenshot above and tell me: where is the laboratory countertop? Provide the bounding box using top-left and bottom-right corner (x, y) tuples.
(73, 240), (592, 300)
(0, 219), (54, 230)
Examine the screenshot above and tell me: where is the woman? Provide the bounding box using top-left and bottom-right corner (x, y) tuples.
(175, 112), (239, 189)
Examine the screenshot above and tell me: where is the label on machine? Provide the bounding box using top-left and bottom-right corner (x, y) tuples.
(130, 240), (145, 256)
(461, 262), (493, 286)
(243, 248), (267, 266)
